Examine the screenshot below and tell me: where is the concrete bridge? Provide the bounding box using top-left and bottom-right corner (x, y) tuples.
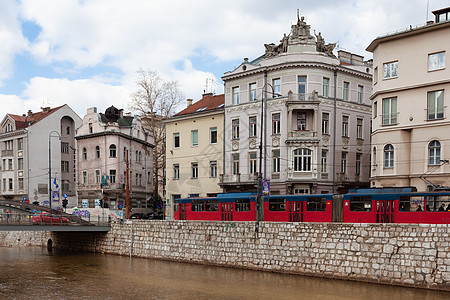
(0, 200), (110, 232)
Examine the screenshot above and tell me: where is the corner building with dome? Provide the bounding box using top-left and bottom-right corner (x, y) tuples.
(221, 13), (372, 195)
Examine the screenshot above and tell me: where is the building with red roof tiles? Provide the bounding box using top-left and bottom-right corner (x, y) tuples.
(0, 105), (81, 207)
(165, 93), (224, 219)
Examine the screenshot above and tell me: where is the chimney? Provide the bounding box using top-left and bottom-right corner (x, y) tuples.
(41, 107), (50, 113)
(187, 99), (193, 107)
(27, 110), (33, 117)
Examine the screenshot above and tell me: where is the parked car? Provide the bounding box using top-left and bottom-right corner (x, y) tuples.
(130, 213), (148, 219)
(147, 212), (164, 220)
(31, 212), (69, 225)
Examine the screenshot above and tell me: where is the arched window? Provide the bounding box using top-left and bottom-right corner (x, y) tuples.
(96, 146), (100, 158)
(293, 148), (312, 171)
(384, 144), (394, 168)
(82, 148), (87, 160)
(109, 144), (117, 158)
(429, 140), (441, 165)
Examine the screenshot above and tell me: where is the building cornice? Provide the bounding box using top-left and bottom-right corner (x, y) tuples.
(222, 61), (372, 82)
(76, 131), (154, 148)
(0, 129), (27, 140)
(370, 78), (450, 100)
(165, 108), (224, 123)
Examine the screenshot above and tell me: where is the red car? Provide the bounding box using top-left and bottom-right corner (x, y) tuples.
(31, 212), (69, 225)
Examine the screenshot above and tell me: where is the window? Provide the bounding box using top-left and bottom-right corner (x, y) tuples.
(18, 178), (24, 190)
(322, 113), (329, 134)
(307, 197), (327, 211)
(357, 85), (364, 104)
(9, 178), (13, 190)
(2, 178), (5, 191)
(88, 123), (93, 133)
(123, 147), (127, 161)
(18, 158), (23, 170)
(210, 127), (217, 144)
(427, 90), (444, 120)
(95, 170), (101, 184)
(384, 144), (394, 168)
(173, 133), (180, 148)
(349, 196), (372, 211)
(173, 164), (180, 179)
(210, 161), (217, 178)
(95, 146), (100, 158)
(373, 147), (377, 169)
(61, 142), (69, 154)
(356, 118), (363, 139)
(399, 196), (424, 212)
(5, 140), (13, 150)
(298, 76), (306, 96)
(341, 152), (347, 173)
(426, 195), (450, 212)
(273, 150), (280, 173)
(235, 198), (250, 212)
(62, 180), (69, 192)
(272, 113), (280, 135)
(191, 162), (198, 179)
(383, 61), (398, 79)
(373, 101), (377, 119)
(191, 200), (204, 212)
(429, 140), (441, 166)
(249, 152), (257, 175)
(82, 148), (87, 160)
(293, 148), (311, 171)
(382, 97), (397, 125)
(323, 78), (329, 97)
(269, 198), (286, 211)
(205, 200), (219, 211)
(428, 52), (445, 71)
(136, 151), (141, 163)
(356, 153), (361, 174)
(374, 67), (378, 84)
(61, 161), (69, 172)
(135, 173), (142, 186)
(82, 171), (87, 184)
(109, 170), (116, 183)
(343, 81), (349, 101)
(297, 112), (306, 130)
(321, 150), (328, 173)
(232, 154), (239, 175)
(109, 144), (117, 158)
(273, 78), (281, 97)
(192, 130), (198, 147)
(8, 159), (12, 170)
(18, 138), (23, 150)
(66, 126), (71, 135)
(249, 83), (257, 101)
(232, 86), (240, 105)
(232, 119), (239, 139)
(342, 116), (349, 137)
(249, 116), (257, 137)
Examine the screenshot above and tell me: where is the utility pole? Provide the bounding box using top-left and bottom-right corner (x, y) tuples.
(126, 150), (130, 219)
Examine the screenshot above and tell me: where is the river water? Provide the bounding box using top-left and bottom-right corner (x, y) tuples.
(0, 247), (448, 300)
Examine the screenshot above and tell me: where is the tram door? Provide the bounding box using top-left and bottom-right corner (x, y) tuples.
(289, 201), (303, 222)
(221, 203), (233, 221)
(376, 200), (394, 223)
(178, 203), (187, 220)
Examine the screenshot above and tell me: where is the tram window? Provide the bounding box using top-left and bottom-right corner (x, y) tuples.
(205, 200), (219, 212)
(174, 204), (178, 212)
(349, 196), (372, 211)
(191, 200), (204, 212)
(426, 195), (450, 212)
(235, 199), (250, 212)
(399, 196), (424, 212)
(307, 197), (326, 211)
(269, 198), (286, 211)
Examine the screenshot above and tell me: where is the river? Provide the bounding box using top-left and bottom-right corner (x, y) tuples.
(0, 247), (448, 299)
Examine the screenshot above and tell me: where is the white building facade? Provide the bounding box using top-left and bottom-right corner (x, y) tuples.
(221, 15), (372, 195)
(0, 105), (81, 208)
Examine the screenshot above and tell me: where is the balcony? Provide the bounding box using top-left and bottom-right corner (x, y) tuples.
(219, 173), (258, 186)
(286, 130), (319, 144)
(336, 173), (360, 182)
(287, 91), (319, 102)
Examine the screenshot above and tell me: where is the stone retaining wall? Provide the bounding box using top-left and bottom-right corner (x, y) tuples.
(2, 221), (449, 291)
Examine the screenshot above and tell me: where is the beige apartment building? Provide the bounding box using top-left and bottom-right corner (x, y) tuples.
(165, 93), (224, 218)
(367, 7), (450, 191)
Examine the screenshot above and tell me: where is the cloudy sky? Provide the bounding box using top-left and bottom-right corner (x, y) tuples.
(0, 0), (448, 118)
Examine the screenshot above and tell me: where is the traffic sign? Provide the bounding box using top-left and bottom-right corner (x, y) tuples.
(63, 193), (68, 199)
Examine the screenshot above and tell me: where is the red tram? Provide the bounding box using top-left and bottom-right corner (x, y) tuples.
(174, 188), (450, 224)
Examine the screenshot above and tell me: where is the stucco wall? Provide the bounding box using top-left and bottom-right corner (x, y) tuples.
(3, 221), (448, 290)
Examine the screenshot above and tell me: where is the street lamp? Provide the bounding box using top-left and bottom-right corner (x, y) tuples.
(49, 130), (61, 210)
(256, 79), (281, 232)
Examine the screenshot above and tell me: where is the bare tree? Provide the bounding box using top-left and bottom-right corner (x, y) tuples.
(129, 69), (184, 208)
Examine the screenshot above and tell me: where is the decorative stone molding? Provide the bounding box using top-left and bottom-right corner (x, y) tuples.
(357, 139), (364, 151)
(249, 138), (257, 149)
(322, 136), (329, 147)
(272, 136), (280, 147)
(342, 137), (349, 149)
(232, 140), (239, 151)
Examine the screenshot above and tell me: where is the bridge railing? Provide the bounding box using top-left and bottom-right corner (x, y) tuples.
(0, 212), (110, 226)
